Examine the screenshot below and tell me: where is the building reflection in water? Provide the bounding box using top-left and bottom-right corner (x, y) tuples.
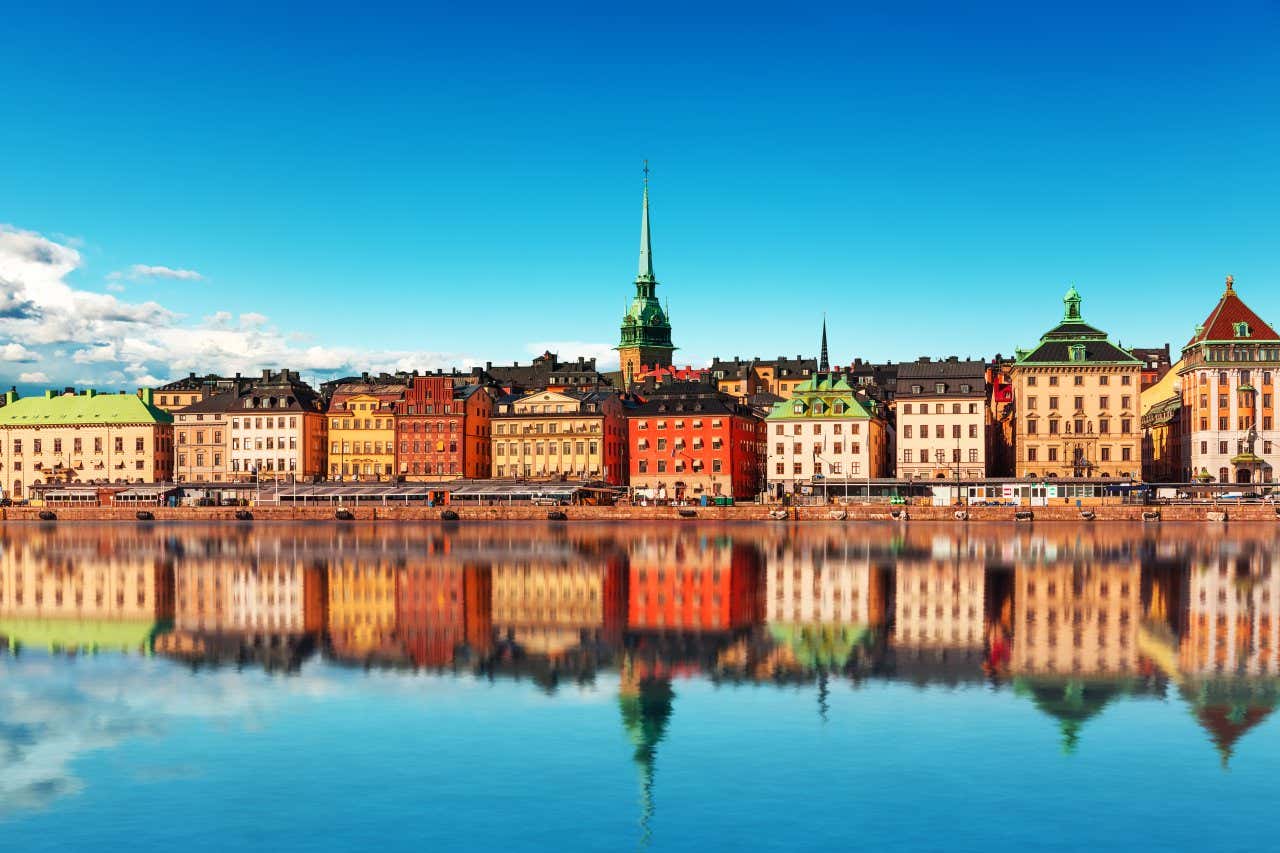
(2, 522), (1280, 772)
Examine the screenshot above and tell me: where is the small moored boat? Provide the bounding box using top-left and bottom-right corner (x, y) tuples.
(1207, 510), (1228, 523)
(768, 509), (789, 521)
(954, 510), (969, 521)
(335, 508), (354, 521)
(440, 509), (460, 522)
(890, 509), (910, 521)
(678, 508), (698, 519)
(38, 510), (56, 522)
(1014, 510), (1034, 522)
(547, 510), (568, 521)
(234, 510), (253, 521)
(1142, 510), (1161, 523)
(827, 509), (847, 521)
(135, 510), (155, 522)
(1079, 510), (1096, 521)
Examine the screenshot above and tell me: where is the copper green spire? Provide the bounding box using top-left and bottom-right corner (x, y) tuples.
(638, 159), (654, 283)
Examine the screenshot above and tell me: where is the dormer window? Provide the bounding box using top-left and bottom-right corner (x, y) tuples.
(911, 385), (922, 394)
(935, 383), (945, 394)
(812, 401), (825, 415)
(1068, 344), (1086, 362)
(1234, 321), (1251, 338)
(792, 402), (804, 415)
(960, 384), (971, 393)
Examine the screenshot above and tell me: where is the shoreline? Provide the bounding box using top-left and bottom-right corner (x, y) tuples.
(2, 504), (1277, 523)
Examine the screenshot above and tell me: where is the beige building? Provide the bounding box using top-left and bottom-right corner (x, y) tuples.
(174, 409), (228, 482)
(1011, 287), (1143, 479)
(492, 389), (629, 485)
(1012, 561), (1141, 676)
(893, 559), (987, 650)
(0, 388), (173, 500)
(895, 359), (990, 480)
(765, 538), (885, 627)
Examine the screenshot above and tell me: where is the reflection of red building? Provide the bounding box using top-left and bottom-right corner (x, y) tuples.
(395, 375), (494, 480)
(397, 563), (493, 667)
(628, 536), (763, 631)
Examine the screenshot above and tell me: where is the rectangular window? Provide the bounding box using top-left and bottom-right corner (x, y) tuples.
(1121, 447), (1132, 462)
(1027, 447), (1037, 462)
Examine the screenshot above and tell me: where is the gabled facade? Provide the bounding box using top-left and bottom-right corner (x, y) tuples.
(1177, 276), (1279, 484)
(394, 375), (494, 480)
(491, 389), (628, 485)
(894, 358), (990, 480)
(1010, 287), (1143, 480)
(764, 373), (887, 497)
(326, 381), (406, 481)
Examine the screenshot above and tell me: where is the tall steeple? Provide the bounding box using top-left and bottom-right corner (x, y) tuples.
(617, 162), (676, 383)
(819, 316), (830, 373)
(638, 160), (654, 285)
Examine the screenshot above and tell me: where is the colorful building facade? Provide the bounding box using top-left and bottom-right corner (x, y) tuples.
(1177, 276), (1279, 484)
(894, 358), (990, 480)
(1011, 287), (1143, 479)
(627, 382), (764, 501)
(0, 388), (174, 500)
(394, 375), (494, 480)
(327, 381), (406, 481)
(492, 389), (629, 484)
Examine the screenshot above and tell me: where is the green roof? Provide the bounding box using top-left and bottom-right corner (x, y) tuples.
(0, 617), (171, 653)
(766, 373), (873, 420)
(0, 392), (172, 426)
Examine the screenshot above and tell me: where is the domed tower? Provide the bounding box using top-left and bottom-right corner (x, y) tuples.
(616, 165), (676, 385)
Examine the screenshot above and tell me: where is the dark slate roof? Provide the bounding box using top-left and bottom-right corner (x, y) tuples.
(1019, 339), (1140, 364)
(154, 373), (239, 392)
(630, 382), (756, 417)
(1041, 321), (1108, 339)
(895, 359), (987, 397)
(182, 372), (324, 414)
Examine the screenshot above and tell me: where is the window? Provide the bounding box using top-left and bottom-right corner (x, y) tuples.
(1027, 376), (1037, 387)
(902, 403), (912, 415)
(1121, 447), (1131, 462)
(1026, 420), (1038, 435)
(1048, 447), (1058, 462)
(1028, 447), (1038, 462)
(904, 425), (913, 439)
(1100, 446), (1110, 462)
(1099, 375), (1109, 386)
(1073, 375), (1084, 385)
(1049, 376), (1059, 386)
(1049, 396), (1059, 410)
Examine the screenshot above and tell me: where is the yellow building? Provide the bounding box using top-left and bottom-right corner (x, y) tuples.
(1011, 287), (1143, 479)
(0, 388), (174, 501)
(327, 387), (404, 482)
(491, 389), (629, 485)
(173, 409), (228, 482)
(327, 558), (398, 658)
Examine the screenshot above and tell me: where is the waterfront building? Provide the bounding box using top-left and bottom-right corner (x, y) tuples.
(328, 557), (399, 659)
(627, 381), (764, 501)
(986, 357), (1017, 476)
(1010, 287), (1143, 479)
(764, 536), (886, 628)
(616, 172), (676, 384)
(182, 370), (326, 482)
(0, 388), (173, 501)
(894, 358), (990, 481)
(1179, 542), (1280, 677)
(893, 559), (987, 652)
(1177, 276), (1279, 484)
(1140, 361), (1184, 483)
(326, 379), (406, 481)
(491, 389), (629, 485)
(149, 373), (245, 412)
(764, 372), (887, 498)
(394, 375), (494, 480)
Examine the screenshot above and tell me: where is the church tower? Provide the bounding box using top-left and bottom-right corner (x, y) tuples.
(616, 164), (676, 384)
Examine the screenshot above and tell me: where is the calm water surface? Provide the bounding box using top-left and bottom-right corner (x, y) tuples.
(1, 521), (1278, 851)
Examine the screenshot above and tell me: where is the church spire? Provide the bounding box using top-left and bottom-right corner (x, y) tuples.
(819, 316), (830, 373)
(637, 160), (654, 283)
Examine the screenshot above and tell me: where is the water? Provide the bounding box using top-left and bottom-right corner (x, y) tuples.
(1, 521), (1277, 852)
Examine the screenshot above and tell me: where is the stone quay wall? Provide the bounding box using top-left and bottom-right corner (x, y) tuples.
(2, 503), (1278, 523)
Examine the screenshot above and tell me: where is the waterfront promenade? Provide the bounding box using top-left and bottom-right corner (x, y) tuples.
(4, 502), (1278, 523)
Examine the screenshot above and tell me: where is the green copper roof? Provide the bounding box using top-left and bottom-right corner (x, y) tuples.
(768, 622), (870, 670)
(618, 175), (675, 354)
(0, 617), (171, 653)
(0, 391), (173, 426)
(766, 373), (873, 420)
(1015, 287), (1141, 366)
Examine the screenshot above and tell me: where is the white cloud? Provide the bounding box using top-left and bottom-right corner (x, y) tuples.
(19, 371), (50, 383)
(0, 224), (480, 388)
(107, 264), (204, 282)
(524, 341), (620, 371)
(105, 281), (125, 293)
(0, 342), (37, 362)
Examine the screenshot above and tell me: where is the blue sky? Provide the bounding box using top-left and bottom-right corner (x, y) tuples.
(2, 2), (1279, 388)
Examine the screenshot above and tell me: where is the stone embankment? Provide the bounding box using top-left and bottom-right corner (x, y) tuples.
(2, 503), (1278, 523)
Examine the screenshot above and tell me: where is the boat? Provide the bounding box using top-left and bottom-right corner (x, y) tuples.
(547, 510), (568, 521)
(234, 510), (253, 521)
(890, 509), (910, 521)
(1142, 510), (1161, 522)
(678, 508), (698, 519)
(954, 510), (969, 521)
(1207, 510), (1228, 523)
(1014, 511), (1034, 522)
(768, 509), (789, 520)
(135, 510), (155, 522)
(38, 510), (56, 522)
(827, 509), (847, 521)
(440, 509), (460, 522)
(1079, 510), (1096, 521)
(335, 508), (354, 521)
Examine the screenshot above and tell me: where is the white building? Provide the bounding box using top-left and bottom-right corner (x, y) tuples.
(894, 358), (990, 480)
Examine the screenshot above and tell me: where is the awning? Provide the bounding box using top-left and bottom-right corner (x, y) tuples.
(44, 489), (98, 500)
(116, 486), (179, 498)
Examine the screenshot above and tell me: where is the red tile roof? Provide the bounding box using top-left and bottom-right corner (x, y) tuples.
(1186, 278), (1279, 346)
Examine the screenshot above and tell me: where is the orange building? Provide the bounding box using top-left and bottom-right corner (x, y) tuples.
(395, 375), (494, 480)
(627, 533), (762, 632)
(397, 560), (493, 667)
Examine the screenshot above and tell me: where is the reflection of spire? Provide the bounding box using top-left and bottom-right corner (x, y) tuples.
(817, 670), (829, 723)
(1018, 677), (1122, 755)
(1181, 680), (1278, 770)
(620, 657), (675, 848)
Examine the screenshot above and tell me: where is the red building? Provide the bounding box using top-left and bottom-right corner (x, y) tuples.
(627, 381), (764, 501)
(627, 533), (763, 631)
(395, 375), (494, 479)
